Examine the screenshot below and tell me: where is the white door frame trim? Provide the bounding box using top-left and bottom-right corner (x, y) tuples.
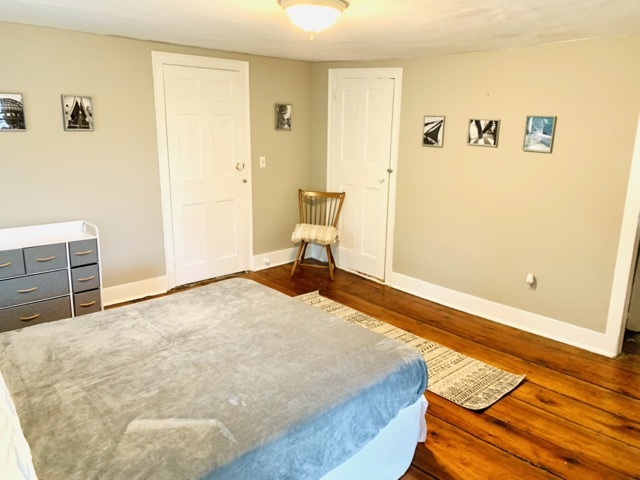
(327, 67), (403, 283)
(607, 113), (640, 354)
(151, 51), (253, 289)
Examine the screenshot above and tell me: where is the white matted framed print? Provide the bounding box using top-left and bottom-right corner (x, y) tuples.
(0, 93), (26, 131)
(523, 116), (556, 153)
(275, 103), (292, 131)
(423, 115), (445, 147)
(62, 95), (94, 131)
(468, 119), (500, 147)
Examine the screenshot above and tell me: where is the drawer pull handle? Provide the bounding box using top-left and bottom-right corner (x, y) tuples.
(75, 250), (94, 256)
(79, 301), (97, 308)
(20, 314), (41, 322)
(78, 276), (96, 282)
(0, 262), (12, 268)
(17, 287), (38, 294)
(36, 256), (56, 262)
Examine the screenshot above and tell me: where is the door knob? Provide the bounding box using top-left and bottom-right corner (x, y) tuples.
(242, 179), (248, 183)
(378, 177), (386, 183)
(236, 162), (245, 171)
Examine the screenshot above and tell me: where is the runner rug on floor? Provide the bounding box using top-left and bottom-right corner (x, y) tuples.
(296, 291), (525, 410)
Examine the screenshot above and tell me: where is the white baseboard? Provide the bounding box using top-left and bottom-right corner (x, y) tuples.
(389, 272), (618, 358)
(103, 276), (169, 306)
(251, 247), (297, 271)
(250, 245), (333, 271)
(101, 249), (617, 357)
(102, 249), (298, 306)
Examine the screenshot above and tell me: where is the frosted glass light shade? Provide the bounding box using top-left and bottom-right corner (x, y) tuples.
(279, 0), (349, 33)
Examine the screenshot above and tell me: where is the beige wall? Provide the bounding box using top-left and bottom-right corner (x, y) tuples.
(0, 22), (313, 287)
(2, 21), (639, 336)
(312, 36), (640, 333)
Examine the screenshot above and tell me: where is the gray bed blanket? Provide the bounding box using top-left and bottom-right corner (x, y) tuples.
(0, 278), (427, 479)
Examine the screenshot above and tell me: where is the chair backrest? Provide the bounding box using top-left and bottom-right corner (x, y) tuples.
(298, 189), (345, 228)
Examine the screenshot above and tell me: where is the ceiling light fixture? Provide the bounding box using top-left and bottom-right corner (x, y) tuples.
(278, 0), (349, 35)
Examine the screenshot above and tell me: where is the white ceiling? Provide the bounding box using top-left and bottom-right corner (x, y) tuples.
(1, 0), (639, 62)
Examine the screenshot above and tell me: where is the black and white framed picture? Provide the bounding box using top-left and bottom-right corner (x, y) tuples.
(423, 115), (445, 147)
(523, 116), (556, 153)
(468, 119), (499, 147)
(61, 95), (94, 131)
(0, 93), (26, 131)
(275, 103), (292, 131)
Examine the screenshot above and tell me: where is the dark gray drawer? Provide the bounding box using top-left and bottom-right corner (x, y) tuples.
(0, 249), (25, 279)
(0, 270), (70, 309)
(73, 289), (102, 316)
(24, 243), (68, 274)
(0, 296), (72, 333)
(71, 264), (100, 293)
(69, 239), (98, 267)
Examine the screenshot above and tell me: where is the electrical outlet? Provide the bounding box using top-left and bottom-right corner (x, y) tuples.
(526, 273), (537, 290)
(259, 156), (266, 168)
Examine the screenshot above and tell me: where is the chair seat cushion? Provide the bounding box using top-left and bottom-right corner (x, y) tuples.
(291, 224), (338, 246)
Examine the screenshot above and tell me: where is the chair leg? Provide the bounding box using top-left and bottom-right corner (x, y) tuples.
(326, 245), (335, 280)
(290, 242), (306, 277)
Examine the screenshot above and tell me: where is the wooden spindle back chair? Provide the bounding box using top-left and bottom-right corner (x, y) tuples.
(290, 189), (346, 280)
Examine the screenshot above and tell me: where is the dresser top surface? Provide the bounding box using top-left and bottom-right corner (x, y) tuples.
(0, 221), (98, 250)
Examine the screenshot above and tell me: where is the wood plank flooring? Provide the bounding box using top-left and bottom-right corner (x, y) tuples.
(235, 265), (640, 480)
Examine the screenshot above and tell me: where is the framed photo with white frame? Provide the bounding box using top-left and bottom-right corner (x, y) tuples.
(468, 119), (500, 147)
(61, 95), (94, 131)
(275, 103), (292, 131)
(0, 93), (26, 131)
(523, 115), (557, 153)
(423, 115), (445, 147)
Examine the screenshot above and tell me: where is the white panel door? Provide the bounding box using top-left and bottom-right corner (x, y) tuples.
(162, 63), (250, 286)
(329, 73), (397, 280)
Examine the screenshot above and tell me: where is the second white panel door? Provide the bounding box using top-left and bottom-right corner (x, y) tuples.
(162, 63), (251, 286)
(329, 74), (397, 281)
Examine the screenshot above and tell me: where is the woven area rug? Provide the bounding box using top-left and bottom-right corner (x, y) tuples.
(296, 291), (525, 410)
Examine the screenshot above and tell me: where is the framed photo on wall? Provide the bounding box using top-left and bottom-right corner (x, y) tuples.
(423, 115), (445, 147)
(275, 103), (292, 130)
(468, 119), (500, 147)
(523, 116), (557, 153)
(0, 93), (26, 131)
(62, 95), (94, 131)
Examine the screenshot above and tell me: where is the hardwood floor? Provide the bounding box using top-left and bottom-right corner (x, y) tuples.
(235, 264), (640, 480)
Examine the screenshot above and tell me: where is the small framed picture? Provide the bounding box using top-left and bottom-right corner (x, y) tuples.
(275, 103), (292, 131)
(62, 95), (94, 131)
(0, 93), (26, 131)
(523, 116), (556, 153)
(423, 115), (445, 147)
(468, 119), (500, 147)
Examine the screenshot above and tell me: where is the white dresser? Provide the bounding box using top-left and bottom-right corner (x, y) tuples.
(0, 221), (103, 333)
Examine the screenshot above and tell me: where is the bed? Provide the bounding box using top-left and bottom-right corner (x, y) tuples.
(0, 278), (428, 479)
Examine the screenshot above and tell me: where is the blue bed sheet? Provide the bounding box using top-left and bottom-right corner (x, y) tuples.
(0, 278), (427, 479)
